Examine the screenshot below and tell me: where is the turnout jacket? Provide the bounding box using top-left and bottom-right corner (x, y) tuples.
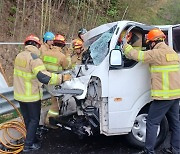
(41, 46), (71, 73)
(71, 52), (83, 66)
(39, 43), (53, 53)
(123, 42), (180, 100)
(13, 45), (63, 102)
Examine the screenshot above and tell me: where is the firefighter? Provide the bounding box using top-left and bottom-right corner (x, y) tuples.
(42, 34), (71, 128)
(39, 31), (55, 53)
(13, 34), (71, 152)
(123, 28), (180, 154)
(71, 39), (84, 68)
(116, 31), (132, 49)
(53, 34), (71, 67)
(78, 28), (87, 42)
(116, 30), (143, 50)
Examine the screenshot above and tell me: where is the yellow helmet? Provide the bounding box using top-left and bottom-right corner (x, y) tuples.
(72, 39), (83, 49)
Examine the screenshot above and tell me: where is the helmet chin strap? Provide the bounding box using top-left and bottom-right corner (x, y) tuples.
(148, 39), (162, 50)
(150, 42), (155, 49)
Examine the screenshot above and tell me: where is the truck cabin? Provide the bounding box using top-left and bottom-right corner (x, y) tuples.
(115, 25), (169, 68)
(81, 23), (180, 68)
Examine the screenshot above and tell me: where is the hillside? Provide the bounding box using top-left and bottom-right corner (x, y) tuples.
(0, 0), (180, 85)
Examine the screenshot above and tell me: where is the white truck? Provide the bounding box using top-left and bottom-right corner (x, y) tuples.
(48, 20), (180, 149)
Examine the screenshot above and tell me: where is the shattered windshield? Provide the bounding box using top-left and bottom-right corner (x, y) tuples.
(84, 25), (116, 66)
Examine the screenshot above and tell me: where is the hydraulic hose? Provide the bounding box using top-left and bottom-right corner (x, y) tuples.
(0, 93), (26, 154)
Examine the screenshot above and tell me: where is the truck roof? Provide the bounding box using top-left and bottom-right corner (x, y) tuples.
(83, 20), (175, 42)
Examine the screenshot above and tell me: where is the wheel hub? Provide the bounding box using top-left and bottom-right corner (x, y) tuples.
(132, 114), (160, 142)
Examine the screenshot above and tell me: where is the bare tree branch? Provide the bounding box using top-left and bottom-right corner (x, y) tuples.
(33, 0), (37, 27)
(40, 0), (44, 38)
(121, 6), (129, 20)
(48, 0), (52, 31)
(70, 0), (81, 40)
(84, 0), (90, 28)
(57, 0), (64, 11)
(20, 0), (26, 41)
(43, 0), (49, 34)
(13, 0), (20, 40)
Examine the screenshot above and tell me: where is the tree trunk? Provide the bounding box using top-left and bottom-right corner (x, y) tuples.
(40, 0), (44, 38)
(20, 0), (26, 41)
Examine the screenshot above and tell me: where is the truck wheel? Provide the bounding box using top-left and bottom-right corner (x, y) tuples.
(125, 108), (169, 149)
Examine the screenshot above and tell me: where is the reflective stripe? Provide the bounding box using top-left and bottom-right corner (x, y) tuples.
(45, 63), (58, 72)
(39, 88), (43, 100)
(150, 65), (180, 99)
(66, 57), (72, 68)
(14, 68), (41, 102)
(25, 81), (31, 96)
(124, 44), (133, 54)
(14, 69), (36, 80)
(49, 73), (58, 84)
(33, 65), (46, 75)
(14, 92), (41, 102)
(44, 64), (63, 72)
(48, 110), (59, 116)
(150, 65), (180, 72)
(67, 57), (71, 61)
(58, 66), (63, 71)
(43, 56), (58, 64)
(138, 51), (144, 62)
(71, 64), (76, 69)
(162, 71), (169, 91)
(151, 89), (180, 98)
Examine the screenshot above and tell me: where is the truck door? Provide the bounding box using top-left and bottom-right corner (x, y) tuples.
(107, 34), (151, 132)
(168, 24), (180, 53)
(168, 25), (180, 118)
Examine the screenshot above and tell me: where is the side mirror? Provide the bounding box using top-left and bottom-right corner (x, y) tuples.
(109, 49), (123, 69)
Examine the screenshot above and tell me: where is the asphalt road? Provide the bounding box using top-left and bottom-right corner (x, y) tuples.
(24, 128), (170, 154)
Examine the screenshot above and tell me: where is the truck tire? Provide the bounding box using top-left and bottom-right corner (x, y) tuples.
(125, 107), (169, 149)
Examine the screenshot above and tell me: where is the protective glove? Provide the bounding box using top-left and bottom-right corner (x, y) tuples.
(121, 37), (127, 47)
(120, 37), (127, 55)
(123, 44), (133, 56)
(121, 32), (132, 46)
(62, 73), (72, 82)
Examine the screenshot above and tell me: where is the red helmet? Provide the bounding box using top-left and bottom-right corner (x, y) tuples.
(72, 39), (83, 49)
(24, 35), (41, 46)
(54, 34), (66, 44)
(146, 28), (166, 43)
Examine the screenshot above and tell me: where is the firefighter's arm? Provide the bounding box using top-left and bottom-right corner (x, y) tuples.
(37, 70), (71, 84)
(123, 44), (156, 63)
(64, 47), (72, 56)
(61, 54), (72, 70)
(31, 53), (71, 84)
(63, 48), (72, 69)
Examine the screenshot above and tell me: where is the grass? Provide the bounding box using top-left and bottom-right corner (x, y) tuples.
(96, 0), (180, 25)
(0, 99), (51, 124)
(0, 110), (19, 124)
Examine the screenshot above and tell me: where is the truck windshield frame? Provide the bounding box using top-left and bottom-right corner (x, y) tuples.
(82, 25), (117, 66)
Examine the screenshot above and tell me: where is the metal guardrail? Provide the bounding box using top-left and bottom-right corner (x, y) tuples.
(0, 41), (73, 115)
(0, 42), (71, 45)
(0, 87), (51, 115)
(0, 42), (24, 45)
